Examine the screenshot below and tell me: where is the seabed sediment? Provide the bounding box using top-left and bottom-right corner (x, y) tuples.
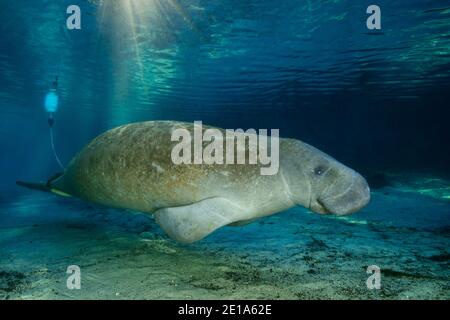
(0, 173), (448, 299)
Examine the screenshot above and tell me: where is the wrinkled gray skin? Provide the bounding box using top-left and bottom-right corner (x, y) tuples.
(50, 121), (370, 243)
(279, 140), (370, 215)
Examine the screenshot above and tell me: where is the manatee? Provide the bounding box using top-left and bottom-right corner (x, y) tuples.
(17, 121), (370, 243)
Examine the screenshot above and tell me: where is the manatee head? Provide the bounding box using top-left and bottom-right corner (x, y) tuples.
(281, 140), (370, 215)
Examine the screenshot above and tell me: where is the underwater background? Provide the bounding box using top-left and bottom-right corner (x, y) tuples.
(0, 0), (449, 299)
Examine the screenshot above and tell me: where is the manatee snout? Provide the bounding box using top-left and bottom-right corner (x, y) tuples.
(315, 171), (370, 215)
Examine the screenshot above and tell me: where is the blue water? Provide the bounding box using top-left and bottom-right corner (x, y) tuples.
(0, 0), (449, 299)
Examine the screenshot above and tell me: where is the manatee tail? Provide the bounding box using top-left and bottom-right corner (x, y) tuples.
(16, 172), (71, 197)
(16, 180), (51, 193)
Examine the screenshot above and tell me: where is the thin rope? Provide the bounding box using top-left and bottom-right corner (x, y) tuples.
(49, 126), (65, 170)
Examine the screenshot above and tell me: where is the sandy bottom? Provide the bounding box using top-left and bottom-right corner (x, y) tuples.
(0, 172), (448, 300)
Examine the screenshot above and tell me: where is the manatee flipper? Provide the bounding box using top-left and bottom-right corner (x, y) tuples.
(154, 197), (245, 243)
(228, 218), (258, 226)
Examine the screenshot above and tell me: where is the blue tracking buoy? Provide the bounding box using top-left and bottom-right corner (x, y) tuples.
(45, 76), (59, 113)
(45, 90), (59, 113)
(45, 76), (65, 169)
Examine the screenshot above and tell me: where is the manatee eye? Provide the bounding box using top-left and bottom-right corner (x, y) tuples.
(314, 166), (326, 176)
